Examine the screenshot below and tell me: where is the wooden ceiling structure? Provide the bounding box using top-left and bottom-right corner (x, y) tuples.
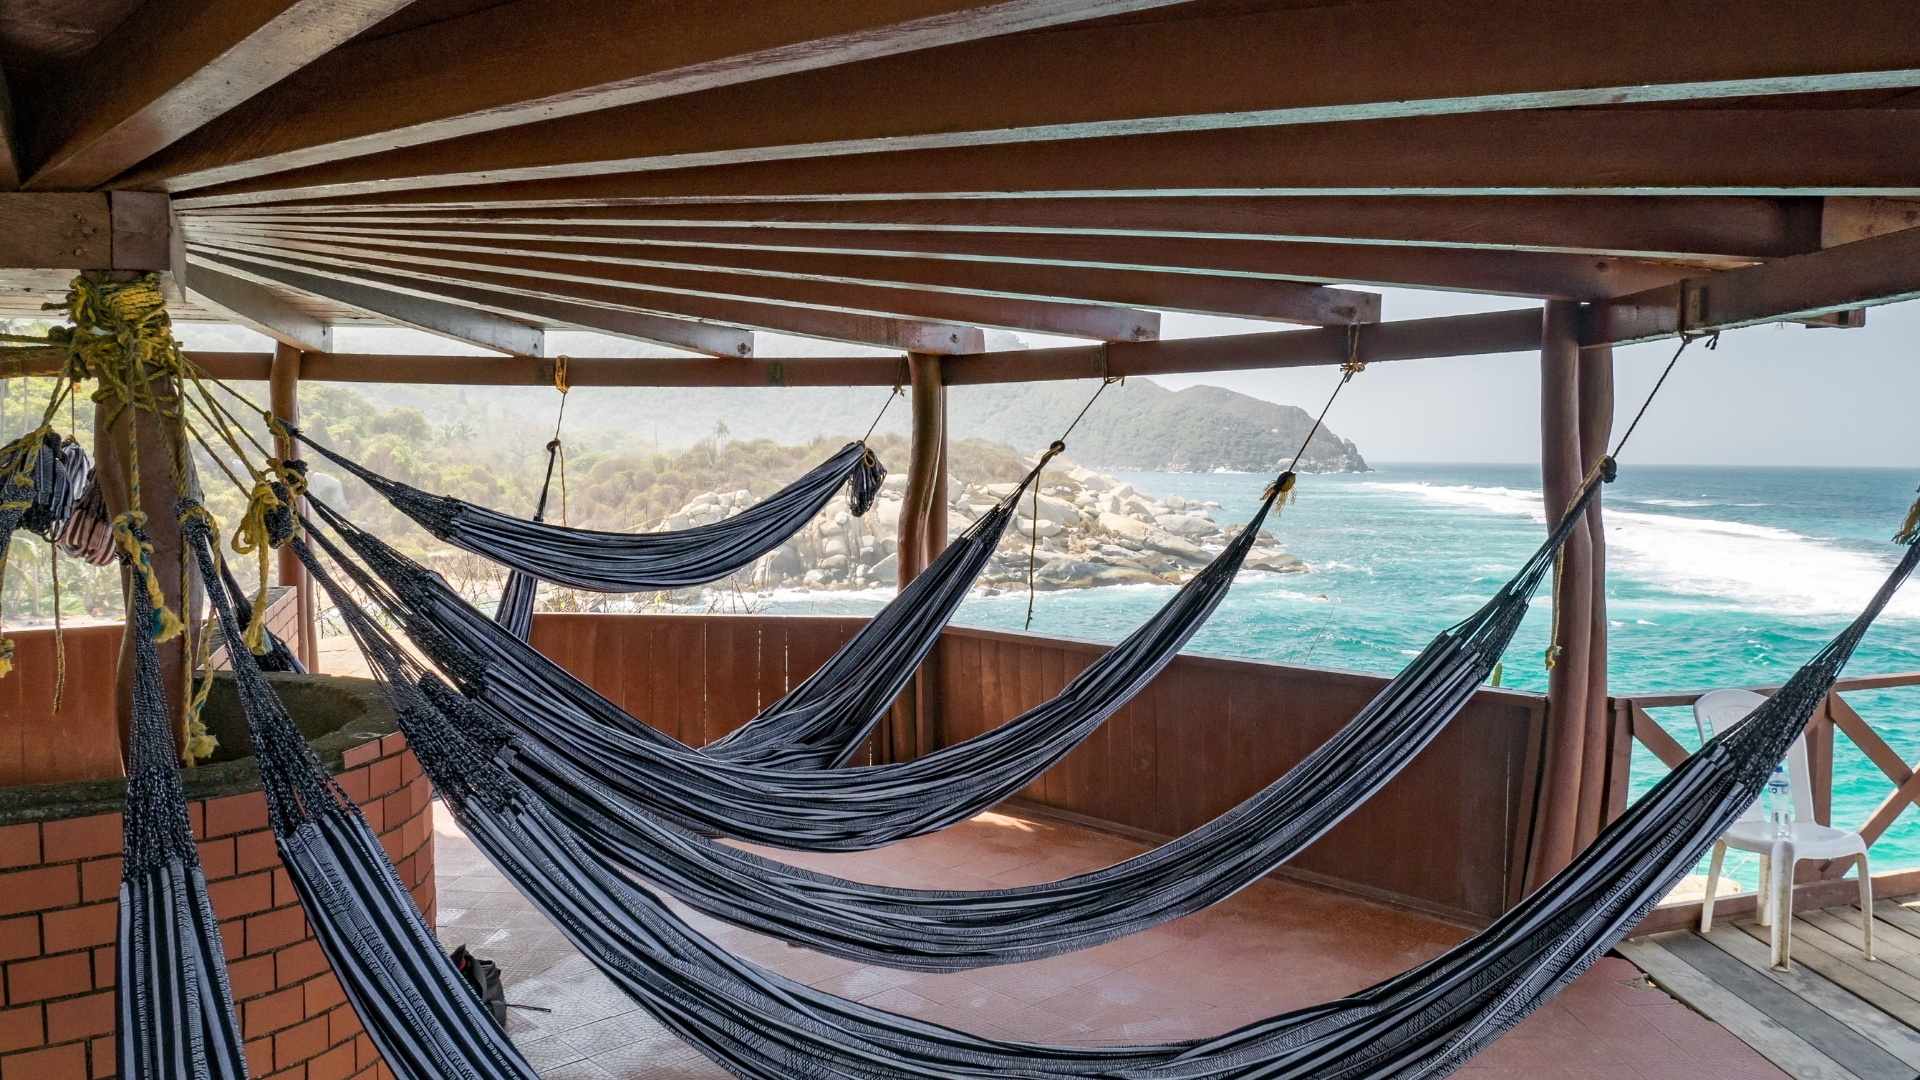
(0, 0), (1913, 383)
(0, 0), (1917, 909)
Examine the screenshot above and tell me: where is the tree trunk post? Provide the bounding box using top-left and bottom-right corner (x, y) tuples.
(270, 344), (319, 671)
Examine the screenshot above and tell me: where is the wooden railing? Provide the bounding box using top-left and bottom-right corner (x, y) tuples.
(528, 613), (1548, 925)
(1614, 672), (1920, 931)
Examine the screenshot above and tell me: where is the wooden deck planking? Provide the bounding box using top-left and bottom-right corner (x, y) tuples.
(1620, 895), (1920, 1080)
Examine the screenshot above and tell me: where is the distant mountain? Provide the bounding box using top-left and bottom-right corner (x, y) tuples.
(951, 381), (1367, 473)
(344, 376), (1366, 474)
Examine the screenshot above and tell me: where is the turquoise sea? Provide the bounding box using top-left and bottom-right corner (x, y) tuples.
(756, 464), (1920, 885)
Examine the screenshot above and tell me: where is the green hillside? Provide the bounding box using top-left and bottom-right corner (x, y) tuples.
(349, 377), (1367, 474)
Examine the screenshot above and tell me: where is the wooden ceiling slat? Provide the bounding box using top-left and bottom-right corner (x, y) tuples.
(199, 218), (1718, 300)
(197, 250), (755, 356)
(196, 221), (1384, 322)
(188, 241), (986, 352)
(143, 0), (1920, 199)
(180, 195), (1828, 261)
(185, 258), (333, 351)
(116, 0), (1191, 192)
(23, 0), (412, 191)
(196, 233), (1167, 342)
(200, 249), (546, 356)
(172, 109), (1920, 211)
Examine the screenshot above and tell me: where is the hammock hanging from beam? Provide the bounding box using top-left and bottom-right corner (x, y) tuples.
(288, 490), (1920, 1080)
(300, 429), (885, 591)
(308, 465), (1600, 972)
(181, 511), (541, 1080)
(116, 522), (249, 1080)
(300, 469), (1273, 849)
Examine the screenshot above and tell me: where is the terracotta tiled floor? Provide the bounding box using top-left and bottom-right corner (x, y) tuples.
(431, 802), (1786, 1080)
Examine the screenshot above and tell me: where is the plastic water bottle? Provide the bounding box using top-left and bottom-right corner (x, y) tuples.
(1766, 763), (1793, 840)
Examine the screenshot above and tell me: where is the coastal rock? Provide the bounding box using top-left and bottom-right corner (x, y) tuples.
(742, 452), (1307, 595)
(1243, 552), (1307, 573)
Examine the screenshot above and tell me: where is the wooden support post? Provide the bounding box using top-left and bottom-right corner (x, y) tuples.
(1574, 342), (1614, 848)
(270, 344), (319, 671)
(94, 380), (192, 762)
(891, 352), (946, 762)
(1524, 300), (1599, 892)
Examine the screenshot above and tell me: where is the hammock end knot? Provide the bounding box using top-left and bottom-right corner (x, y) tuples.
(1895, 484), (1920, 546)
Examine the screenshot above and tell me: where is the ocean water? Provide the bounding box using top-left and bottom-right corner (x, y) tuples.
(753, 464), (1920, 884)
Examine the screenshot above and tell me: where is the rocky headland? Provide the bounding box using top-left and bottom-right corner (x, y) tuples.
(660, 456), (1305, 595)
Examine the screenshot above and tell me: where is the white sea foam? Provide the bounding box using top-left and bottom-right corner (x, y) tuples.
(1369, 480), (1920, 620)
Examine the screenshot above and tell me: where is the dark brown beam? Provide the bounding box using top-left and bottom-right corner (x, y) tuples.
(124, 0), (1191, 192)
(196, 233), (1163, 341)
(168, 308), (1543, 386)
(944, 309), (1546, 384)
(185, 259), (334, 351)
(200, 221), (1384, 321)
(23, 0), (410, 191)
(199, 216), (1691, 300)
(199, 250), (547, 356)
(1586, 225), (1920, 345)
(0, 71), (20, 191)
(189, 242), (984, 352)
(187, 195), (1827, 261)
(175, 109), (1920, 211)
(151, 0), (1920, 198)
(199, 247), (751, 356)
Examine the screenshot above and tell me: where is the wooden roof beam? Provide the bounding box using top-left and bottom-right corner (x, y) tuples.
(184, 258), (332, 351)
(152, 0), (1920, 198)
(181, 194), (1830, 262)
(189, 242), (982, 353)
(177, 109), (1920, 211)
(160, 308), (1544, 387)
(196, 221), (1383, 322)
(22, 0), (412, 192)
(1586, 226), (1920, 346)
(124, 0), (1191, 192)
(195, 233), (1163, 341)
(203, 251), (752, 356)
(198, 250), (546, 356)
(197, 215), (1696, 301)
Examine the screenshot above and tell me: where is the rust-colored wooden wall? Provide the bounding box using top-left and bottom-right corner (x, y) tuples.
(0, 625), (124, 786)
(527, 613), (871, 748)
(939, 627), (1543, 922)
(526, 613), (1547, 922)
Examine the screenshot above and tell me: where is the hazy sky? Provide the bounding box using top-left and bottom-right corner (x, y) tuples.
(175, 288), (1920, 469)
(1140, 291), (1920, 468)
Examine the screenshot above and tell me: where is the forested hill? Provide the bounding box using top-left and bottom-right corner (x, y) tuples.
(952, 381), (1367, 473)
(352, 377), (1367, 474)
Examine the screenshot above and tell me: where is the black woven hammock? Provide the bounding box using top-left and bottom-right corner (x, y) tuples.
(290, 491), (1920, 1080)
(301, 470), (1275, 849)
(302, 430), (884, 591)
(307, 472), (1601, 972)
(182, 509), (540, 1080)
(116, 527), (249, 1080)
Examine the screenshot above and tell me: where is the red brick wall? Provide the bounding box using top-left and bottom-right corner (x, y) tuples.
(0, 732), (433, 1080)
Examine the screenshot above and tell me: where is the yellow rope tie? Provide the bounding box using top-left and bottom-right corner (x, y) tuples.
(231, 482), (288, 653)
(1895, 484), (1920, 545)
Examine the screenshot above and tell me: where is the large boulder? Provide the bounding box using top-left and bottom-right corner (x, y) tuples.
(1154, 513), (1217, 539)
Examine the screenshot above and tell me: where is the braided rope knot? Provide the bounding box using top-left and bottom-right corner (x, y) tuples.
(111, 510), (185, 643)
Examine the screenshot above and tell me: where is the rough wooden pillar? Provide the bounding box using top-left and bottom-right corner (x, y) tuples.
(270, 344), (320, 671)
(95, 382), (190, 761)
(1573, 343), (1615, 848)
(890, 353), (946, 762)
(1524, 300), (1600, 892)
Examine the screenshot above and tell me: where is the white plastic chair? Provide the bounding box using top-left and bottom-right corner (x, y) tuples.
(1695, 688), (1872, 969)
